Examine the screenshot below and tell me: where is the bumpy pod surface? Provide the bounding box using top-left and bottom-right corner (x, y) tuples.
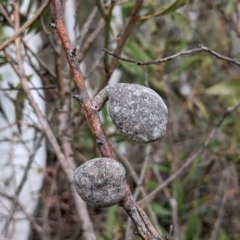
(92, 83), (168, 143)
(73, 158), (126, 208)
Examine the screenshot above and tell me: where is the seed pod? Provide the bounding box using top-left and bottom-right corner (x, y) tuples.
(74, 158), (126, 208)
(92, 83), (168, 143)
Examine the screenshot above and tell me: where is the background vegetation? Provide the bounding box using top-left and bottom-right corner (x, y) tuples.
(0, 0), (240, 239)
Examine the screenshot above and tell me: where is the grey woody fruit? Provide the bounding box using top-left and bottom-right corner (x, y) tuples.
(73, 158), (126, 207)
(92, 83), (168, 143)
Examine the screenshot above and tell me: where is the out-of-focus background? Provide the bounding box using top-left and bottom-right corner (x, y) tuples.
(0, 0), (240, 239)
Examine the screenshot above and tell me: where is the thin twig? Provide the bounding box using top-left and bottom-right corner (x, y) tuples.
(0, 0), (50, 51)
(77, 7), (98, 48)
(40, 16), (57, 52)
(210, 165), (231, 240)
(0, 86), (56, 91)
(95, 0), (107, 21)
(109, 0), (144, 73)
(139, 101), (240, 205)
(1, 134), (45, 237)
(0, 4), (14, 28)
(98, 0), (144, 91)
(103, 45), (240, 67)
(163, 78), (180, 240)
(166, 225), (173, 240)
(103, 1), (115, 77)
(125, 145), (152, 239)
(77, 19), (105, 63)
(41, 162), (61, 240)
(212, 3), (240, 39)
(152, 165), (179, 240)
(23, 40), (57, 79)
(0, 191), (44, 236)
(117, 152), (163, 239)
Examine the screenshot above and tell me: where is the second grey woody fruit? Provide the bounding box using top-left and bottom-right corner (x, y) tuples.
(74, 158), (126, 207)
(92, 83), (168, 143)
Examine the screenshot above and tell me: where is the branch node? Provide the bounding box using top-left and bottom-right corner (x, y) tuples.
(49, 23), (56, 29)
(73, 94), (83, 103)
(70, 48), (77, 61)
(165, 225), (173, 240)
(134, 230), (140, 236)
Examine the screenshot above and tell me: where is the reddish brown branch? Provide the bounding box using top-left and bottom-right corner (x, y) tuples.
(51, 1), (162, 239)
(122, 183), (161, 240)
(51, 0), (114, 159)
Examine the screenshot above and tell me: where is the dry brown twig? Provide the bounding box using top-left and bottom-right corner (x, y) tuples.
(0, 86), (56, 91)
(109, 0), (144, 73)
(1, 134), (45, 237)
(77, 6), (99, 49)
(0, 0), (50, 51)
(0, 192), (44, 235)
(98, 0), (144, 91)
(51, 0), (162, 239)
(103, 45), (240, 67)
(77, 19), (105, 63)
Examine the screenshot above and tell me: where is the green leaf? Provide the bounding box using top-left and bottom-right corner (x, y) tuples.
(174, 181), (183, 214)
(205, 79), (240, 96)
(15, 88), (26, 133)
(217, 229), (229, 240)
(170, 12), (191, 32)
(156, 164), (170, 173)
(119, 61), (144, 83)
(225, 0), (238, 15)
(146, 180), (159, 191)
(150, 202), (171, 216)
(104, 205), (118, 239)
(141, 0), (188, 19)
(120, 40), (155, 83)
(25, 0), (35, 18)
(183, 157), (201, 183)
(0, 0), (8, 5)
(158, 0), (188, 16)
(194, 100), (209, 120)
(0, 56), (7, 67)
(101, 104), (113, 129)
(185, 211), (198, 240)
(171, 56), (202, 76)
(124, 41), (151, 62)
(0, 97), (8, 122)
(26, 17), (40, 34)
(121, 1), (136, 12)
(233, 112), (240, 142)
